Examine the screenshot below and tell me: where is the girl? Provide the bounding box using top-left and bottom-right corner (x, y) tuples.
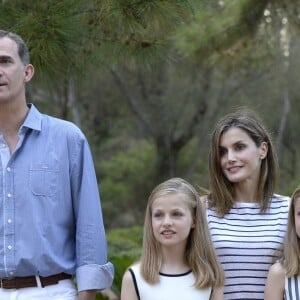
(121, 177), (224, 300)
(265, 186), (300, 299)
(205, 108), (289, 299)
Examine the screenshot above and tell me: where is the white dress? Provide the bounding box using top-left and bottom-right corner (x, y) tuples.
(129, 263), (212, 300)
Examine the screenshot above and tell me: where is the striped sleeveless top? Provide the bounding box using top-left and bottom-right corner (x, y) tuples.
(285, 275), (300, 300)
(207, 194), (289, 300)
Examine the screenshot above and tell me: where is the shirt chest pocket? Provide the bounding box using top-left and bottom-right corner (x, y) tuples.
(30, 163), (60, 196)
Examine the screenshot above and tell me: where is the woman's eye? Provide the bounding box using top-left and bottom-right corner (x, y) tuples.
(219, 148), (227, 156)
(235, 143), (245, 151)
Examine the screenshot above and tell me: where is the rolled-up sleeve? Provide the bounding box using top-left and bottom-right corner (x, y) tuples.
(70, 131), (114, 291)
(76, 263), (114, 292)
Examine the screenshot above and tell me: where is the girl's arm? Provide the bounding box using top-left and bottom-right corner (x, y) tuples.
(264, 261), (285, 300)
(120, 269), (139, 300)
(210, 286), (224, 300)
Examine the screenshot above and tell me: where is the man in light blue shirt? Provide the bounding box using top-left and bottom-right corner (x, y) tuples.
(0, 30), (114, 300)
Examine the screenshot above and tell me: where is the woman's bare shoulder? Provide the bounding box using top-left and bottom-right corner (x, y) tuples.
(269, 261), (285, 275)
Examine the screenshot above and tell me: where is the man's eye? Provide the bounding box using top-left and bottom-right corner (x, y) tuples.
(0, 58), (10, 64)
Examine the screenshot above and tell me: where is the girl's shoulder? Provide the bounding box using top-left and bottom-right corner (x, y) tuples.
(128, 261), (141, 273)
(121, 263), (140, 300)
(122, 262), (141, 290)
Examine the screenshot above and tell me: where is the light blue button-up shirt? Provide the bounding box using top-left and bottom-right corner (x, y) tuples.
(0, 104), (114, 291)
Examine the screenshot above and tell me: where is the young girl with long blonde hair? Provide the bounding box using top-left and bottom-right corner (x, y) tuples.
(121, 177), (224, 300)
(265, 186), (300, 299)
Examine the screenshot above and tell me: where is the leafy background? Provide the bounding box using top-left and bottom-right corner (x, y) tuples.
(1, 0), (300, 298)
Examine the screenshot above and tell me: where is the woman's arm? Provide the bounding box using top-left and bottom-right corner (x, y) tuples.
(264, 262), (285, 300)
(120, 269), (139, 300)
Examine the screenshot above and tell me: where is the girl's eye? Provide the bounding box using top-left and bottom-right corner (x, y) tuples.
(153, 212), (163, 218)
(172, 211), (183, 217)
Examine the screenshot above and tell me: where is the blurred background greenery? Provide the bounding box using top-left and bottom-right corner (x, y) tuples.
(2, 0), (300, 298)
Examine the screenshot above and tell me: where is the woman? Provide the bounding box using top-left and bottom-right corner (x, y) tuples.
(205, 108), (289, 300)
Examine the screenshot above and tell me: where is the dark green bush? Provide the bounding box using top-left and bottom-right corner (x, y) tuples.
(107, 226), (143, 297)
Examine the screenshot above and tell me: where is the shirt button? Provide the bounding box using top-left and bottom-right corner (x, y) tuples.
(7, 193), (12, 198)
(9, 272), (14, 276)
(7, 219), (12, 224)
(7, 167), (11, 172)
(7, 245), (12, 250)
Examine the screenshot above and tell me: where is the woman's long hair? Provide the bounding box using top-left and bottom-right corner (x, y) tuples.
(208, 108), (278, 216)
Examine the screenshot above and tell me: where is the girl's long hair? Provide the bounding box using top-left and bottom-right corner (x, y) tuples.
(140, 177), (224, 288)
(284, 187), (300, 276)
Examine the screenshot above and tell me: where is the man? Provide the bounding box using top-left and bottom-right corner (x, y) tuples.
(0, 30), (114, 300)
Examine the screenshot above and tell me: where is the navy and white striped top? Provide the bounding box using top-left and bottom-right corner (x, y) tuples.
(207, 194), (289, 300)
(285, 275), (300, 300)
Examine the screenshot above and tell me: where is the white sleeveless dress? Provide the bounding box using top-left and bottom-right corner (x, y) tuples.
(129, 263), (212, 300)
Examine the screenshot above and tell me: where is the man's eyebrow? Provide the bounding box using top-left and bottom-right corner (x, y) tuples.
(0, 55), (13, 60)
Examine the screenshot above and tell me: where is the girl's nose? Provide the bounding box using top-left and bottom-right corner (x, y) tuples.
(163, 215), (172, 226)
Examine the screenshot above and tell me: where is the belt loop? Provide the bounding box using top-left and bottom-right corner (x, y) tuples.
(35, 275), (42, 288)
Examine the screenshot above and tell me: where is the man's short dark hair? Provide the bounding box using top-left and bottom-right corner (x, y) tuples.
(0, 30), (30, 65)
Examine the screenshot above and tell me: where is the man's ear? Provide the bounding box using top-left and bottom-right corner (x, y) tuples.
(24, 64), (34, 83)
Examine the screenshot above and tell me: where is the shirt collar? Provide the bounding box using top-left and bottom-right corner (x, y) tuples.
(21, 103), (42, 132)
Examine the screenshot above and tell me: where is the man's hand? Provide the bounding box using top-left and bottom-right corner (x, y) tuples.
(78, 290), (97, 300)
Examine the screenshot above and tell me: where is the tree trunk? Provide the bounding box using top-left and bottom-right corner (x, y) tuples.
(67, 76), (81, 127)
(155, 139), (179, 182)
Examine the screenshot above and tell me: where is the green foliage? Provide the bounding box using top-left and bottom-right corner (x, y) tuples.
(107, 226), (143, 296)
(107, 226), (143, 254)
(0, 0), (86, 79)
(96, 293), (109, 300)
(99, 140), (156, 227)
(175, 0), (267, 60)
(84, 0), (196, 68)
(0, 0), (197, 78)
